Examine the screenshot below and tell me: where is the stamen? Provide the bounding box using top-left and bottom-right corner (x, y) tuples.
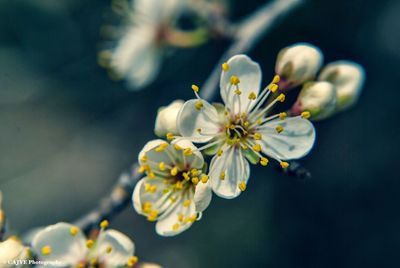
(183, 148), (193, 156)
(252, 143), (262, 152)
(248, 92), (257, 100)
(222, 62), (229, 72)
(279, 112), (287, 120)
(191, 84), (199, 92)
(159, 162), (166, 171)
(155, 143), (169, 152)
(106, 246), (113, 253)
(301, 111), (311, 119)
(201, 174), (209, 183)
(127, 256), (138, 267)
(268, 83), (278, 93)
(275, 126), (284, 133)
(183, 200), (191, 207)
(238, 182), (247, 191)
(172, 223), (180, 231)
(195, 100), (204, 110)
(41, 246), (52, 255)
(140, 154), (148, 162)
(86, 240), (94, 249)
(273, 74), (281, 83)
(147, 210), (158, 221)
(100, 220), (109, 229)
(170, 167), (178, 176)
(253, 133), (262, 140)
(260, 157), (269, 166)
(277, 93), (286, 102)
(280, 162), (289, 169)
(191, 177), (199, 184)
(230, 75), (240, 85)
(166, 133), (174, 141)
(220, 171), (226, 180)
(142, 202), (152, 213)
(70, 226), (79, 236)
(234, 89), (242, 95)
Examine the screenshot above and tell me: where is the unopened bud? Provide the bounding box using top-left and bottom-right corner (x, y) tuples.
(318, 60), (365, 111)
(275, 43), (323, 89)
(292, 81), (336, 121)
(154, 100), (184, 137)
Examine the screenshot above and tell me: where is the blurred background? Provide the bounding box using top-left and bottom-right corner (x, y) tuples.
(1, 0), (400, 267)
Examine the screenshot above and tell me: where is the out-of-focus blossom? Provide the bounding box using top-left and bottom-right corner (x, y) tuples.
(275, 43), (323, 89)
(0, 238), (31, 268)
(100, 0), (211, 90)
(177, 55), (315, 199)
(318, 60), (365, 111)
(154, 100), (184, 138)
(137, 263), (163, 268)
(133, 139), (211, 236)
(31, 221), (138, 267)
(291, 81), (337, 121)
(0, 192), (4, 235)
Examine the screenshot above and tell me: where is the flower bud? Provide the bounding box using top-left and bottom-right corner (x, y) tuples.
(275, 43), (323, 89)
(154, 100), (184, 137)
(318, 60), (365, 111)
(291, 81), (337, 121)
(0, 238), (31, 266)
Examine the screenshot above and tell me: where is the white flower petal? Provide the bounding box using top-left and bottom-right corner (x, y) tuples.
(220, 55), (262, 114)
(134, 0), (184, 24)
(154, 100), (184, 137)
(259, 117), (316, 160)
(111, 27), (160, 89)
(209, 148), (250, 199)
(0, 239), (29, 266)
(177, 99), (221, 143)
(31, 222), (87, 265)
(172, 139), (204, 169)
(138, 139), (172, 173)
(193, 181), (212, 212)
(96, 229), (134, 267)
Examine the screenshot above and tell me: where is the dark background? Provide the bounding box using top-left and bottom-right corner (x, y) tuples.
(1, 0), (400, 267)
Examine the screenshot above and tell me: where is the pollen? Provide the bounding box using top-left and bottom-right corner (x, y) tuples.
(106, 246), (113, 253)
(183, 200), (191, 207)
(222, 62), (229, 71)
(197, 128), (202, 133)
(273, 74), (281, 83)
(148, 171), (155, 179)
(248, 91), (257, 100)
(127, 256), (138, 267)
(279, 112), (287, 120)
(230, 75), (240, 85)
(170, 166), (178, 176)
(183, 172), (190, 181)
(183, 148), (193, 156)
(178, 214), (184, 222)
(244, 121), (250, 127)
(201, 174), (209, 183)
(159, 162), (166, 171)
(191, 169), (199, 176)
(301, 111), (311, 119)
(147, 210), (158, 221)
(256, 119), (262, 125)
(252, 143), (262, 152)
(191, 177), (199, 185)
(70, 226), (79, 236)
(175, 181), (183, 190)
(174, 144), (182, 150)
(140, 154), (148, 162)
(155, 143), (169, 152)
(220, 171), (226, 180)
(280, 162), (289, 169)
(268, 83), (278, 93)
(142, 202), (152, 213)
(86, 240), (94, 249)
(41, 246), (52, 255)
(277, 93), (286, 102)
(254, 133), (262, 140)
(238, 181), (247, 191)
(191, 84), (199, 92)
(166, 133), (174, 140)
(260, 157), (269, 166)
(138, 166), (146, 173)
(217, 149), (223, 156)
(234, 89), (242, 95)
(195, 100), (204, 110)
(100, 220), (109, 229)
(172, 223), (180, 231)
(150, 185), (157, 193)
(275, 126), (284, 133)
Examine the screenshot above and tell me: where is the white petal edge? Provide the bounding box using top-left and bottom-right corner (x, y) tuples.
(193, 181), (212, 212)
(96, 229), (135, 266)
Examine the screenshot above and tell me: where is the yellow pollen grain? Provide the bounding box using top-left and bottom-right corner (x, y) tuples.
(183, 200), (191, 207)
(248, 91), (257, 100)
(217, 149), (223, 156)
(279, 112), (287, 120)
(138, 166), (146, 174)
(238, 181), (247, 191)
(191, 169), (199, 176)
(145, 183), (152, 192)
(195, 100), (203, 110)
(100, 220), (109, 229)
(150, 185), (157, 193)
(268, 83), (278, 93)
(252, 143), (261, 152)
(183, 148), (193, 156)
(106, 246), (113, 253)
(41, 246), (52, 255)
(260, 157), (269, 166)
(127, 256), (138, 267)
(234, 89), (242, 95)
(86, 240), (94, 249)
(186, 214), (197, 223)
(222, 62), (229, 72)
(301, 111), (311, 119)
(166, 133), (174, 141)
(159, 162), (166, 171)
(280, 162), (289, 169)
(70, 226), (79, 236)
(277, 93), (285, 102)
(191, 177), (199, 185)
(147, 210), (158, 221)
(142, 202), (152, 213)
(148, 171), (155, 179)
(170, 166), (178, 176)
(191, 84), (199, 92)
(201, 174), (209, 183)
(178, 214), (184, 222)
(175, 181), (183, 190)
(220, 171), (226, 180)
(183, 172), (190, 181)
(275, 126), (284, 133)
(174, 144), (182, 151)
(155, 143), (168, 152)
(172, 223), (180, 231)
(273, 74), (281, 83)
(140, 154), (148, 162)
(230, 75), (240, 85)
(254, 133), (262, 140)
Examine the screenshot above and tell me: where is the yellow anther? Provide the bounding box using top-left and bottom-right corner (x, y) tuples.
(268, 83), (279, 93)
(147, 210), (158, 221)
(166, 133), (174, 141)
(142, 202), (152, 213)
(201, 174), (209, 183)
(217, 149), (223, 157)
(159, 162), (166, 171)
(90, 258), (97, 266)
(254, 133), (262, 140)
(241, 144), (249, 150)
(191, 169), (199, 176)
(186, 214), (197, 223)
(106, 246), (113, 253)
(170, 196), (177, 202)
(238, 181), (247, 191)
(191, 84), (199, 92)
(195, 100), (203, 110)
(252, 143), (262, 152)
(234, 89), (242, 95)
(170, 166), (178, 176)
(100, 220), (109, 229)
(145, 183), (152, 192)
(175, 181), (183, 190)
(280, 162), (289, 169)
(172, 223), (180, 231)
(301, 111), (311, 119)
(222, 62), (229, 71)
(191, 177), (199, 185)
(174, 144), (182, 151)
(272, 74), (281, 83)
(178, 214), (184, 222)
(155, 143), (169, 152)
(220, 171), (226, 180)
(77, 263), (85, 268)
(197, 128), (202, 133)
(127, 256), (138, 267)
(138, 166), (146, 174)
(140, 154), (148, 162)
(183, 200), (191, 207)
(182, 172), (190, 181)
(148, 171), (155, 179)
(70, 226), (79, 236)
(230, 75), (240, 85)
(244, 121), (250, 127)
(150, 185), (157, 193)
(86, 240), (94, 249)
(41, 246), (52, 255)
(163, 188), (170, 194)
(256, 119), (262, 125)
(275, 125), (284, 133)
(183, 148), (193, 156)
(260, 157), (269, 166)
(277, 93), (286, 102)
(279, 112), (287, 120)
(248, 91), (257, 100)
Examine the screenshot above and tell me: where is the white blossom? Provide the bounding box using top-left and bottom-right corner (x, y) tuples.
(0, 238), (31, 268)
(154, 100), (184, 137)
